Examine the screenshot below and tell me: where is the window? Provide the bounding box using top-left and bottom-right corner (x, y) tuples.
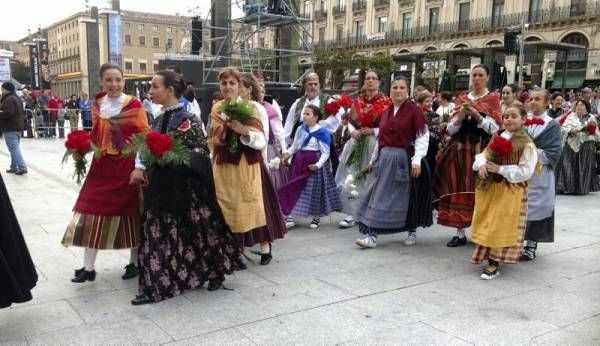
(139, 36), (146, 46)
(319, 26), (326, 42)
(355, 20), (364, 39)
(153, 37), (160, 47)
(402, 12), (412, 34)
(429, 8), (439, 34)
(570, 0), (585, 16)
(259, 37), (265, 47)
(336, 23), (344, 42)
(125, 61), (133, 72)
(138, 24), (144, 31)
(167, 26), (173, 33)
(153, 25), (159, 31)
(458, 2), (470, 31)
(125, 22), (131, 28)
(304, 1), (310, 16)
(139, 63), (147, 73)
(320, 0), (327, 11)
(492, 0), (504, 27)
(338, 0), (345, 7)
(529, 0), (543, 21)
(378, 16), (387, 33)
(124, 34), (131, 45)
(167, 38), (173, 49)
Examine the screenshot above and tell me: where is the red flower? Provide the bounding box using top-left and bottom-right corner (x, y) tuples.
(524, 118), (545, 126)
(489, 135), (513, 158)
(65, 130), (91, 152)
(587, 123), (597, 135)
(177, 119), (191, 132)
(324, 102), (341, 115)
(145, 131), (173, 157)
(338, 94), (353, 108)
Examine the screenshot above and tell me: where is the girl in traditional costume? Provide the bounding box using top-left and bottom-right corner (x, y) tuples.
(335, 69), (391, 229)
(278, 105), (342, 229)
(471, 102), (537, 280)
(520, 89), (563, 261)
(555, 99), (600, 195)
(209, 68), (286, 266)
(0, 173), (37, 308)
(433, 64), (502, 248)
(129, 71), (245, 305)
(62, 63), (149, 283)
(355, 77), (429, 248)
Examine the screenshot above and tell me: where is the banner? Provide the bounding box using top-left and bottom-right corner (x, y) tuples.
(0, 58), (11, 83)
(28, 45), (40, 89)
(107, 13), (123, 66)
(40, 42), (50, 90)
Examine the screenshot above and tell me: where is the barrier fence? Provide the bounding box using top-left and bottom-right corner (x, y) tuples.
(22, 108), (91, 139)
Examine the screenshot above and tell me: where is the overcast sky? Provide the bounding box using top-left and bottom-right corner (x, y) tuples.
(2, 0), (244, 41)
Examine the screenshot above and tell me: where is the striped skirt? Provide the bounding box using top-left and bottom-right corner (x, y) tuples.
(62, 213), (140, 249)
(471, 191), (528, 264)
(556, 141), (600, 195)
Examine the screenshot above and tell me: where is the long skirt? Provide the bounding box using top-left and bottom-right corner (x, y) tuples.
(356, 147), (410, 235)
(62, 155), (141, 249)
(556, 141), (600, 195)
(396, 158), (433, 232)
(524, 212), (555, 243)
(335, 135), (378, 216)
(0, 173), (38, 308)
(234, 162), (287, 248)
(138, 165), (245, 303)
(278, 150), (342, 217)
(433, 139), (481, 229)
(266, 142), (289, 190)
(471, 182), (527, 264)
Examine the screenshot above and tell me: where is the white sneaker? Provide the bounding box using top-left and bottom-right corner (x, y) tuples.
(339, 216), (356, 228)
(285, 217), (295, 229)
(480, 265), (500, 280)
(355, 235), (377, 249)
(310, 218), (320, 230)
(404, 232), (417, 246)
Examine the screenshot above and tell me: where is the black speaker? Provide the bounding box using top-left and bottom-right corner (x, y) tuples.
(191, 17), (202, 55)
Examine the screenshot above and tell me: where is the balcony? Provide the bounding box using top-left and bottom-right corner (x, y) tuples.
(314, 9), (328, 20)
(398, 0), (415, 6)
(353, 0), (367, 11)
(314, 1), (600, 50)
(374, 0), (389, 7)
(332, 5), (346, 16)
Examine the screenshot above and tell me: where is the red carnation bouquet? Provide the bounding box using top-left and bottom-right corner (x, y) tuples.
(480, 135), (513, 189)
(582, 122), (597, 136)
(123, 131), (190, 169)
(324, 102), (341, 116)
(62, 130), (95, 184)
(324, 93), (354, 117)
(524, 118), (545, 126)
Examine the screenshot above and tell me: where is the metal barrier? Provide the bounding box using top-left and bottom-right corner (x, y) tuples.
(23, 108), (92, 139)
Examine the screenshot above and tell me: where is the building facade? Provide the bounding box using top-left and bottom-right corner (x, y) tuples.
(309, 0), (600, 91)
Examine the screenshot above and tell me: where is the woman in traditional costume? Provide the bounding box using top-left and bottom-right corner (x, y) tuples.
(555, 99), (600, 195)
(209, 68), (286, 266)
(520, 88), (562, 262)
(278, 105), (342, 229)
(0, 173), (38, 308)
(62, 63), (149, 283)
(129, 71), (245, 305)
(355, 77), (428, 248)
(471, 102), (537, 280)
(433, 64), (502, 248)
(335, 69), (391, 229)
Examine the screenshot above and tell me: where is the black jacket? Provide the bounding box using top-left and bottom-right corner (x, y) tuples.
(0, 94), (25, 132)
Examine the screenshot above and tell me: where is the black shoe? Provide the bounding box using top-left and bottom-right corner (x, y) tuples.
(131, 294), (152, 305)
(207, 280), (223, 291)
(71, 270), (96, 283)
(260, 243), (273, 265)
(519, 246), (536, 261)
(15, 170), (28, 175)
(74, 267), (85, 277)
(122, 263), (139, 280)
(5, 169), (17, 173)
(446, 236), (467, 247)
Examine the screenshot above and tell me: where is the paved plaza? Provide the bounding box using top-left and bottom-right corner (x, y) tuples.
(0, 138), (599, 345)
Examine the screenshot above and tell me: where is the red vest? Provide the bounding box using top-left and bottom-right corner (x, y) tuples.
(378, 100), (426, 149)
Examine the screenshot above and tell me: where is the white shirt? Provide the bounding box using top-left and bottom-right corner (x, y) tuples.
(240, 101), (269, 161)
(369, 105), (430, 166)
(288, 124), (330, 168)
(283, 94), (343, 144)
(472, 131), (538, 183)
(269, 116), (288, 154)
(447, 92), (499, 136)
(99, 94), (126, 119)
(435, 102), (455, 118)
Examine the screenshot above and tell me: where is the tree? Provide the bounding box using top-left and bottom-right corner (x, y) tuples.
(10, 60), (30, 85)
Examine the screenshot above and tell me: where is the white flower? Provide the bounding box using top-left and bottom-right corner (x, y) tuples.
(349, 184), (357, 189)
(350, 190), (360, 199)
(268, 157), (281, 169)
(344, 174), (354, 185)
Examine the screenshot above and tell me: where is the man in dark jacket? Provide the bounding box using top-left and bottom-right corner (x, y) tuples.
(0, 82), (27, 175)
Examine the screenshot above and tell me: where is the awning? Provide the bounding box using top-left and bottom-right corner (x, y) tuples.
(551, 76), (584, 89)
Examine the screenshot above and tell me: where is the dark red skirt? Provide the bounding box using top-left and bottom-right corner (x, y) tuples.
(235, 162), (287, 248)
(73, 155), (139, 216)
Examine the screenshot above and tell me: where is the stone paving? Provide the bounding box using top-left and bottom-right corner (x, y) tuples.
(0, 138), (599, 345)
